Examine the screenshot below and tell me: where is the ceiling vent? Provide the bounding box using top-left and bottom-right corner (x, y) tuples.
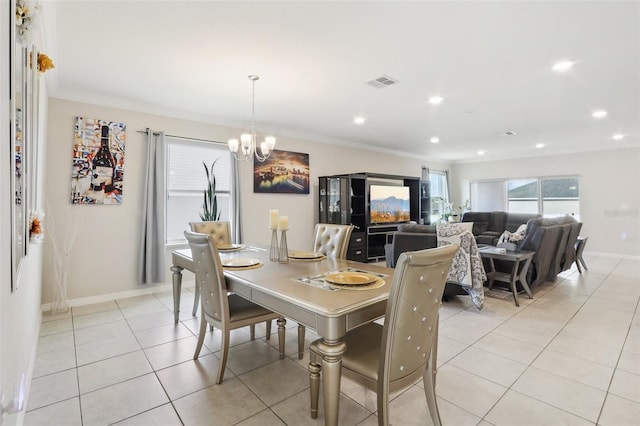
(366, 75), (399, 89)
(501, 131), (517, 136)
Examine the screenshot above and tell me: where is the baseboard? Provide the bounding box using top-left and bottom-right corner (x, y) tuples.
(584, 251), (640, 261)
(40, 280), (196, 312)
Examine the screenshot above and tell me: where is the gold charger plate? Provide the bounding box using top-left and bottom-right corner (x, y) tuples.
(288, 251), (326, 260)
(218, 244), (244, 252)
(221, 258), (261, 268)
(325, 272), (378, 286)
(327, 277), (386, 291)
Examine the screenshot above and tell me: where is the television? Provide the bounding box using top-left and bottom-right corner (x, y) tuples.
(369, 184), (411, 224)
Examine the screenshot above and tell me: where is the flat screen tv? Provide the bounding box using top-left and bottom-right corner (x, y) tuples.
(370, 184), (411, 224)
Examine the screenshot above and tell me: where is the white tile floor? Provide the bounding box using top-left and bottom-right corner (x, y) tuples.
(26, 255), (639, 425)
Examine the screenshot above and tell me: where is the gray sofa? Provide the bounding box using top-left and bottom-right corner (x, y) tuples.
(519, 215), (582, 285)
(384, 213), (582, 288)
(461, 211), (541, 245)
(384, 224), (437, 268)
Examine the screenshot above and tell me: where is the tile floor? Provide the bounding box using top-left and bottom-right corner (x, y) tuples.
(26, 255), (639, 425)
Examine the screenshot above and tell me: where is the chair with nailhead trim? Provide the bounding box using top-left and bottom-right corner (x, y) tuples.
(184, 230), (286, 384)
(312, 223), (355, 259)
(189, 221), (232, 316)
(307, 244), (458, 425)
(292, 223), (356, 360)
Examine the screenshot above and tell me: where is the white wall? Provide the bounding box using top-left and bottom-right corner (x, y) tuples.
(43, 98), (448, 304)
(1, 0), (49, 420)
(450, 148), (640, 257)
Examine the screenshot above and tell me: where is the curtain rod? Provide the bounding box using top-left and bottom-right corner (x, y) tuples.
(137, 129), (226, 145)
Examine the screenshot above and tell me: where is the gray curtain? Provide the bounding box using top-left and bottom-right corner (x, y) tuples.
(445, 169), (451, 201)
(138, 129), (166, 284)
(231, 156), (243, 244)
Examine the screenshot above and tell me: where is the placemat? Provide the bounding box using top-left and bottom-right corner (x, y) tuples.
(295, 267), (388, 291)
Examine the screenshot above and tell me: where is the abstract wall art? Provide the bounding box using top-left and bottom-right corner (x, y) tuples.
(70, 117), (126, 204)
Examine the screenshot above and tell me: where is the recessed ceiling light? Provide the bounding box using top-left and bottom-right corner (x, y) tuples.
(353, 116), (366, 125)
(592, 110), (608, 119)
(552, 60), (575, 72)
(535, 143), (545, 148)
(430, 137), (440, 144)
(428, 96), (444, 105)
(477, 150), (485, 156)
(612, 133), (625, 141)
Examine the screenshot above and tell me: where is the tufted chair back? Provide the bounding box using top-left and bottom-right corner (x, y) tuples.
(189, 221), (231, 246)
(312, 224), (354, 259)
(184, 231), (228, 324)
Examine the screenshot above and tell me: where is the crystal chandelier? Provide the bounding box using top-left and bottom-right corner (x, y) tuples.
(228, 75), (276, 162)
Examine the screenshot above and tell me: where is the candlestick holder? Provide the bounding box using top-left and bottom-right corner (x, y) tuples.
(269, 228), (279, 262)
(278, 229), (289, 263)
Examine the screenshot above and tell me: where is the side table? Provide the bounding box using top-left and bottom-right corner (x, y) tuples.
(478, 246), (535, 307)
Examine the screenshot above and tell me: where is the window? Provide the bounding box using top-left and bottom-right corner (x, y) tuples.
(470, 175), (580, 219)
(508, 178), (539, 214)
(166, 137), (232, 245)
(542, 177), (580, 218)
(470, 180), (506, 211)
(429, 170), (449, 223)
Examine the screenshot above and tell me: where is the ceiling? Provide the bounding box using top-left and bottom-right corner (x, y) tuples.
(40, 1), (639, 163)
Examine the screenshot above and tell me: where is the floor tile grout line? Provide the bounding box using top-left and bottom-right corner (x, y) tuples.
(97, 297), (181, 425)
(120, 295), (182, 425)
(478, 261), (628, 425)
(70, 307), (86, 426)
(594, 279), (640, 426)
(30, 257), (638, 425)
(446, 267), (612, 424)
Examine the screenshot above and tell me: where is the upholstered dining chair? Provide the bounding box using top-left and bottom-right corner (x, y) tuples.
(291, 223), (356, 359)
(308, 245), (458, 426)
(312, 223), (354, 259)
(184, 230), (286, 384)
(189, 221), (232, 316)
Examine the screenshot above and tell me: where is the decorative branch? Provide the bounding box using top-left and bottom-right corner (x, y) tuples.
(46, 202), (83, 314)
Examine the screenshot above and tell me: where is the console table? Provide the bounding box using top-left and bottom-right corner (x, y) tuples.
(478, 246), (535, 307)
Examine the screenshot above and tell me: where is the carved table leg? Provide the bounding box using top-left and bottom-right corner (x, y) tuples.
(277, 317), (287, 359)
(171, 265), (183, 323)
(316, 338), (347, 426)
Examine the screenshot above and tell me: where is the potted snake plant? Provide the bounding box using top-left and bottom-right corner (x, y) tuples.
(200, 159), (221, 221)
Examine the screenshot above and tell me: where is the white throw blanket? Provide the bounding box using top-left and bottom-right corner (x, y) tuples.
(436, 223), (486, 309)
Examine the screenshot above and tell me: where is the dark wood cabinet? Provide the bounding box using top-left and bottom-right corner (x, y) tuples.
(319, 172), (429, 262)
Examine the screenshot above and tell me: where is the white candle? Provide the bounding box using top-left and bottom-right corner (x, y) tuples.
(279, 216), (289, 230)
(270, 210), (279, 229)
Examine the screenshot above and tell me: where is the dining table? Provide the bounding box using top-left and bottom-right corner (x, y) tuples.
(170, 245), (393, 426)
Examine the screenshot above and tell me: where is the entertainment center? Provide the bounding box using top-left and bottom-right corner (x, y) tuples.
(318, 172), (430, 262)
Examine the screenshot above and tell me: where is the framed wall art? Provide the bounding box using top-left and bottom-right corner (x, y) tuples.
(253, 149), (310, 194)
(70, 117), (126, 205)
